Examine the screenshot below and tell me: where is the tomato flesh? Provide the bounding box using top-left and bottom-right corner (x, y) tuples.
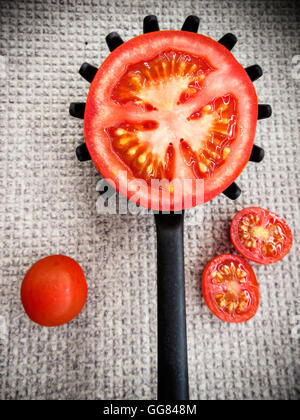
(111, 50), (214, 109)
(180, 94), (237, 179)
(85, 31), (258, 210)
(202, 254), (259, 323)
(21, 255), (87, 327)
(230, 207), (293, 264)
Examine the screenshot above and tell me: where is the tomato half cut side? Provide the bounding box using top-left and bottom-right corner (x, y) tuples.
(84, 31), (258, 211)
(230, 207), (293, 264)
(202, 254), (259, 323)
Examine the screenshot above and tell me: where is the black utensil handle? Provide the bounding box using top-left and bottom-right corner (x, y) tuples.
(154, 212), (189, 400)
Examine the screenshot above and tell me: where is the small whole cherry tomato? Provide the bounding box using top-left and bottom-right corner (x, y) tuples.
(202, 254), (259, 323)
(21, 255), (87, 327)
(230, 207), (293, 264)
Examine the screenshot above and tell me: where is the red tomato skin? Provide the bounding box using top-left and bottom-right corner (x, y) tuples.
(202, 254), (259, 324)
(21, 255), (87, 327)
(230, 207), (293, 265)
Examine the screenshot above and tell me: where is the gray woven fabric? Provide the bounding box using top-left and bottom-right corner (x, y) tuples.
(0, 0), (299, 400)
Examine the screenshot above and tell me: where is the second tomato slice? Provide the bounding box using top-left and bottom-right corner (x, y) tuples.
(230, 207), (293, 264)
(202, 254), (259, 323)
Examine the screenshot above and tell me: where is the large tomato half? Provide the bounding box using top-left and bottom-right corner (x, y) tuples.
(84, 31), (258, 210)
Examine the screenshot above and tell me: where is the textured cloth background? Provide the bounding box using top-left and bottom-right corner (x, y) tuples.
(0, 0), (299, 400)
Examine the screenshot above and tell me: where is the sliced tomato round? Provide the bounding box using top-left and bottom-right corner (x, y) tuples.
(202, 254), (259, 323)
(230, 207), (293, 264)
(84, 31), (258, 210)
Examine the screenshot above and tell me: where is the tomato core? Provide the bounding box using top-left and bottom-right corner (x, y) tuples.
(210, 260), (252, 314)
(106, 49), (238, 184)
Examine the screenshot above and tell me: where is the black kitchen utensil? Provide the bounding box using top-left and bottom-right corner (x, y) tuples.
(69, 15), (271, 400)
